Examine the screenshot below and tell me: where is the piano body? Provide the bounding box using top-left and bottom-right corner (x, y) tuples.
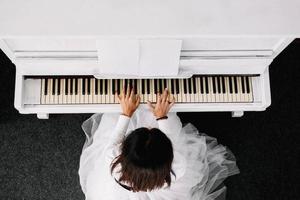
(0, 0), (299, 119)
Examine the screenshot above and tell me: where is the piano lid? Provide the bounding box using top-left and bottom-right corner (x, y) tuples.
(0, 0), (300, 36)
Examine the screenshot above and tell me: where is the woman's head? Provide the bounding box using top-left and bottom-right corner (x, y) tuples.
(111, 127), (174, 192)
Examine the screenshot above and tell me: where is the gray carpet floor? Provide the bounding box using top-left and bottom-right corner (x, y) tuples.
(0, 40), (299, 200)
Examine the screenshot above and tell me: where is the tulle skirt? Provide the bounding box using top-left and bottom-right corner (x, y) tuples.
(79, 108), (239, 200)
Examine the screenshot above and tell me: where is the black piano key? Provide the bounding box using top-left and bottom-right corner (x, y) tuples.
(142, 79), (145, 94)
(192, 78), (196, 93)
(87, 78), (91, 95)
(246, 77), (250, 93)
(188, 78), (192, 93)
(124, 79), (128, 94)
(205, 77), (209, 94)
(52, 78), (56, 95)
(74, 79), (78, 95)
(95, 79), (98, 95)
(217, 77), (221, 93)
(135, 80), (138, 94)
(44, 78), (48, 95)
(112, 79), (115, 94)
(152, 79), (156, 93)
(176, 79), (179, 94)
(130, 79), (133, 92)
(158, 79), (163, 93)
(234, 77), (238, 94)
(100, 80), (103, 95)
(163, 79), (167, 90)
(171, 79), (175, 94)
(241, 77), (245, 93)
(81, 78), (85, 95)
(229, 77), (233, 94)
(200, 77), (204, 94)
(104, 79), (108, 95)
(212, 77), (216, 94)
(70, 78), (74, 95)
(116, 79), (120, 94)
(221, 77), (226, 93)
(57, 78), (61, 95)
(65, 78), (68, 95)
(183, 79), (187, 94)
(147, 79), (150, 94)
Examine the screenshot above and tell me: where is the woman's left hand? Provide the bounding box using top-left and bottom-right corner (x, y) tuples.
(115, 84), (140, 117)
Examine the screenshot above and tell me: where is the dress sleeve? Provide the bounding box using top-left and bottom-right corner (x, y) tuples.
(109, 114), (131, 146)
(157, 114), (181, 143)
(104, 114), (131, 162)
(157, 118), (171, 134)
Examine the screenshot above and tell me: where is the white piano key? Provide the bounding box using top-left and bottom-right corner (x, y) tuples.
(87, 78), (92, 104)
(243, 76), (249, 102)
(179, 79), (185, 102)
(219, 77), (225, 103)
(58, 79), (63, 104)
(97, 79), (102, 104)
(147, 80), (153, 103)
(78, 78), (83, 104)
(41, 78), (46, 104)
(136, 79), (142, 103)
(74, 79), (79, 104)
(172, 79), (178, 103)
(150, 79), (155, 103)
(91, 78), (96, 103)
(237, 77), (243, 102)
(48, 78), (54, 104)
(167, 79), (173, 102)
(202, 77), (207, 102)
(107, 79), (113, 103)
(114, 79), (118, 103)
(195, 77), (201, 102)
(231, 77), (237, 102)
(61, 79), (66, 104)
(185, 79), (191, 102)
(102, 79), (106, 103)
(190, 77), (195, 102)
(225, 77), (231, 102)
(215, 77), (220, 102)
(248, 77), (254, 102)
(144, 79), (149, 102)
(208, 77), (216, 102)
(67, 78), (72, 104)
(54, 78), (58, 104)
(71, 78), (76, 104)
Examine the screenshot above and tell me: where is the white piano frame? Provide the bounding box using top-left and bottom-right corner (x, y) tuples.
(0, 36), (294, 119)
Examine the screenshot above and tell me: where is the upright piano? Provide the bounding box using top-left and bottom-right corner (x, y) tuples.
(0, 0), (299, 119)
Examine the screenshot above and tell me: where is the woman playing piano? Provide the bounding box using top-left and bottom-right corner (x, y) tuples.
(79, 86), (239, 200)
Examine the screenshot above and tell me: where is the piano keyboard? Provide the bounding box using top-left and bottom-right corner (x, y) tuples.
(27, 76), (254, 105)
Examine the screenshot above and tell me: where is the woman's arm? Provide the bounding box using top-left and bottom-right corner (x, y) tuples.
(148, 88), (175, 136)
(109, 84), (140, 145)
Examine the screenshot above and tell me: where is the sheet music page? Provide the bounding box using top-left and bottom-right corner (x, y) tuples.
(139, 39), (182, 76)
(96, 39), (181, 77)
(96, 39), (139, 75)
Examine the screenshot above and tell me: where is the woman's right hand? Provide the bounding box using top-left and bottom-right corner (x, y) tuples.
(147, 88), (175, 118)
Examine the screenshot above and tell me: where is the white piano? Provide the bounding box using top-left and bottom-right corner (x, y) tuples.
(0, 0), (299, 119)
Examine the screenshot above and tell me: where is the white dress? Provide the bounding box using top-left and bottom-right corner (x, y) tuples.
(79, 108), (239, 200)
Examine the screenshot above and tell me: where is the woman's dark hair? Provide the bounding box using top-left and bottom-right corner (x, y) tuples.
(111, 127), (174, 192)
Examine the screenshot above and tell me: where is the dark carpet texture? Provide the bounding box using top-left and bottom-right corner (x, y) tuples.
(0, 40), (299, 200)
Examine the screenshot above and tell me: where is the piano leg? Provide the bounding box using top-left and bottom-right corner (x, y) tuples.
(37, 113), (49, 119)
(231, 111), (244, 118)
